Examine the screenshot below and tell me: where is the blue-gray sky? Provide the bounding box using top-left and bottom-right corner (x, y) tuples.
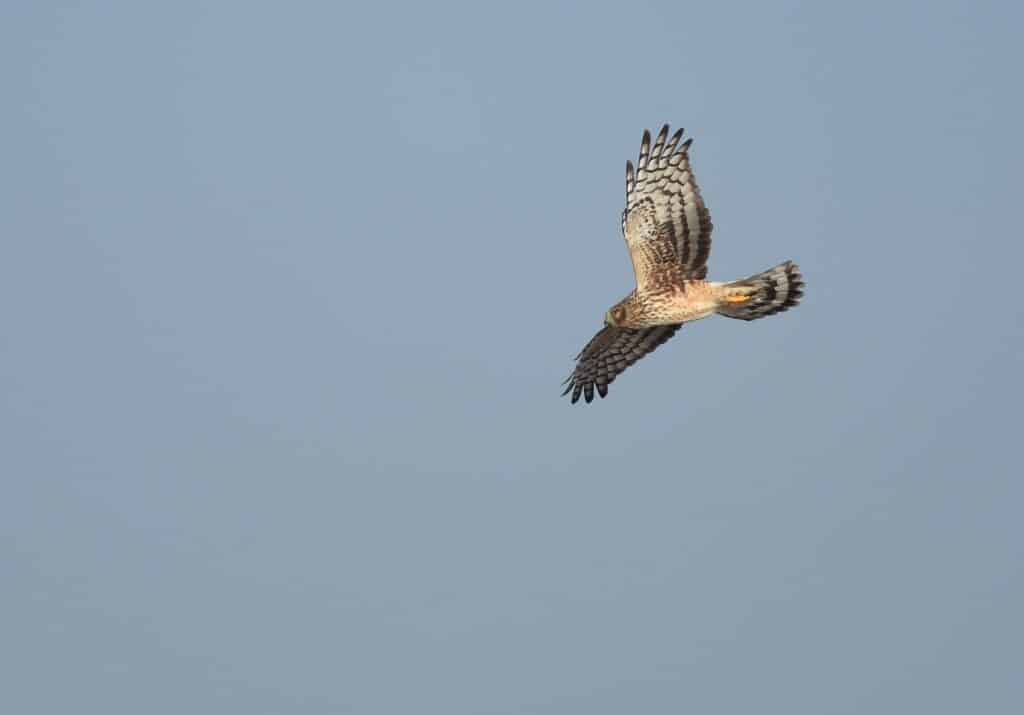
(4, 1), (1022, 713)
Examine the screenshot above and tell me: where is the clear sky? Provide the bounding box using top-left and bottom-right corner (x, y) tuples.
(3, 1), (1022, 713)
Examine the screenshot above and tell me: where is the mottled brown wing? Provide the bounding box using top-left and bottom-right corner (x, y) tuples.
(622, 125), (713, 286)
(562, 324), (682, 404)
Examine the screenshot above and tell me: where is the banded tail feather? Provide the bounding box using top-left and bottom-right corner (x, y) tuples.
(716, 261), (804, 321)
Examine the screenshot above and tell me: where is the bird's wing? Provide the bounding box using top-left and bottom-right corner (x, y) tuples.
(562, 324), (681, 404)
(622, 125), (713, 287)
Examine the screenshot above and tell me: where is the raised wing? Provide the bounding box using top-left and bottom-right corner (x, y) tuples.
(562, 324), (681, 404)
(622, 125), (713, 286)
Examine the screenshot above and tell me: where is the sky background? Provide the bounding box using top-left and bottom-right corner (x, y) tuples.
(3, 1), (1022, 713)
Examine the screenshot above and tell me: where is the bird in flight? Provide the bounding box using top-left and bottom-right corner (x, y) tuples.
(563, 125), (804, 404)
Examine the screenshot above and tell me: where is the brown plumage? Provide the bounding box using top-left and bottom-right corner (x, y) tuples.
(563, 125), (805, 404)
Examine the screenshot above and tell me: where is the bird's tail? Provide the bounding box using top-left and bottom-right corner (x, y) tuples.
(715, 261), (804, 321)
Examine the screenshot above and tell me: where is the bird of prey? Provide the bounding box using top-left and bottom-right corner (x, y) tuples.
(562, 125), (804, 404)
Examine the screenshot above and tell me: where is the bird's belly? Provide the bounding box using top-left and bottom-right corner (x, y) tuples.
(636, 284), (720, 325)
(668, 296), (718, 322)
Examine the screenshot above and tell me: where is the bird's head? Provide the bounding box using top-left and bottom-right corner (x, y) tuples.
(604, 304), (629, 327)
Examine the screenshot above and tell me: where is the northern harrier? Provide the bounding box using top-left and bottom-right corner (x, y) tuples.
(563, 125), (804, 404)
